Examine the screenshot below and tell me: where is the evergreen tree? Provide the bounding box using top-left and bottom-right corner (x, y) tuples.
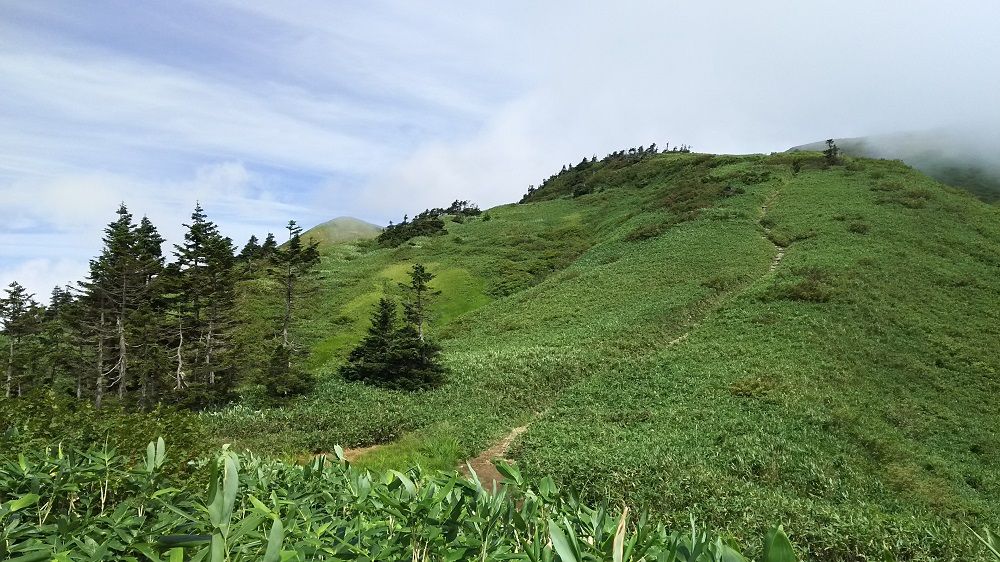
(1, 282), (39, 397)
(37, 286), (82, 397)
(79, 204), (141, 407)
(172, 203), (238, 407)
(132, 216), (167, 409)
(274, 221), (320, 347)
(238, 235), (261, 261)
(391, 322), (445, 391)
(255, 221), (320, 400)
(238, 235), (262, 275)
(400, 263), (439, 342)
(79, 256), (112, 408)
(259, 233), (278, 260)
(340, 298), (401, 387)
(101, 204), (139, 400)
(261, 342), (314, 399)
(341, 275), (446, 392)
(823, 139), (841, 165)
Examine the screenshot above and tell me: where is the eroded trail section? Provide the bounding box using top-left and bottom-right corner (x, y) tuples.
(760, 188), (786, 272)
(460, 424), (528, 488)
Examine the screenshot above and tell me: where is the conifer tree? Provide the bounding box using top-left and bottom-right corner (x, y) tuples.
(1, 282), (38, 398)
(37, 286), (82, 396)
(823, 139), (841, 165)
(400, 263), (439, 342)
(274, 220), (320, 346)
(80, 256), (112, 408)
(132, 216), (167, 408)
(259, 233), (278, 260)
(238, 235), (263, 275)
(340, 297), (400, 387)
(238, 235), (261, 261)
(80, 204), (140, 407)
(100, 204), (140, 399)
(172, 203), (238, 406)
(341, 267), (446, 391)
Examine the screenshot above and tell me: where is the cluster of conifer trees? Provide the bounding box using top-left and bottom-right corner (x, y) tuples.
(0, 203), (319, 409)
(377, 200), (482, 247)
(341, 264), (445, 390)
(520, 142), (692, 202)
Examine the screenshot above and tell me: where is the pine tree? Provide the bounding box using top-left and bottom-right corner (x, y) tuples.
(256, 221), (320, 399)
(259, 233), (278, 260)
(172, 203), (238, 407)
(37, 286), (81, 396)
(340, 298), (400, 386)
(341, 288), (446, 391)
(1, 282), (38, 397)
(274, 220), (320, 347)
(400, 263), (439, 342)
(80, 257), (112, 408)
(238, 235), (261, 261)
(132, 216), (167, 409)
(101, 204), (139, 400)
(238, 235), (262, 275)
(79, 203), (141, 407)
(823, 139), (841, 165)
(261, 342), (314, 399)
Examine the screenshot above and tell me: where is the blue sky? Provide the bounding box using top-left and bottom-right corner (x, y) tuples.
(2, 1), (999, 299)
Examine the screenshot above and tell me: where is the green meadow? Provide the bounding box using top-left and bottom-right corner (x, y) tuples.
(204, 151), (1000, 560)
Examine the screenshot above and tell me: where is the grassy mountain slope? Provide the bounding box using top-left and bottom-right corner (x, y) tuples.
(301, 216), (383, 246)
(214, 151), (1000, 560)
(790, 131), (1000, 202)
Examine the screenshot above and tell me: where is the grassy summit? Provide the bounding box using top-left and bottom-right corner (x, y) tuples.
(214, 150), (1000, 560)
(301, 216), (383, 246)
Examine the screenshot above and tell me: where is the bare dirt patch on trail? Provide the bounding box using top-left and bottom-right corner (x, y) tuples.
(460, 425), (529, 488)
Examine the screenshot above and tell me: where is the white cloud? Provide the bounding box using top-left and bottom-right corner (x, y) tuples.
(362, 1), (1000, 210)
(3, 0), (1000, 299)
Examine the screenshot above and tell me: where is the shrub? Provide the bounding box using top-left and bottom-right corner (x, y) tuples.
(770, 266), (835, 302)
(848, 221), (870, 234)
(625, 221), (671, 242)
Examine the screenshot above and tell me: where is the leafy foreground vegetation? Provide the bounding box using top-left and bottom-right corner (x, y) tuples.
(1, 439), (804, 562)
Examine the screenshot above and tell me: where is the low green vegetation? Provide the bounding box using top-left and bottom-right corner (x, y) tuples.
(3, 145), (999, 560)
(1, 439), (798, 561)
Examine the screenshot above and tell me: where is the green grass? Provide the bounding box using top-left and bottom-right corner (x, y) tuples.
(300, 216), (382, 246)
(210, 151), (1000, 560)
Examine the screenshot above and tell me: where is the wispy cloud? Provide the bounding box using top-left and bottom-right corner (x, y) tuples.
(2, 1), (999, 298)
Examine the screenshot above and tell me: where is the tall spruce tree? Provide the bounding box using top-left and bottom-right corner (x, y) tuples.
(1, 282), (38, 397)
(257, 221), (319, 399)
(400, 263), (440, 342)
(238, 235), (263, 275)
(341, 270), (445, 392)
(340, 297), (401, 387)
(102, 204), (140, 399)
(80, 204), (141, 407)
(37, 286), (81, 397)
(173, 203), (238, 406)
(132, 216), (167, 408)
(274, 221), (320, 346)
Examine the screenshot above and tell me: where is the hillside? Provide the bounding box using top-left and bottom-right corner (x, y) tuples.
(790, 130), (1000, 202)
(213, 150), (1000, 560)
(301, 216), (382, 246)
